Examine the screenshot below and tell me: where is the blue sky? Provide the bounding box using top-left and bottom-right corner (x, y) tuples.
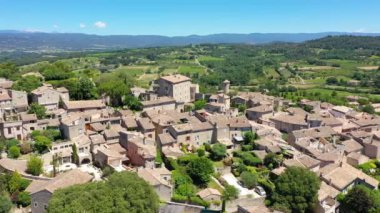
(0, 0), (379, 36)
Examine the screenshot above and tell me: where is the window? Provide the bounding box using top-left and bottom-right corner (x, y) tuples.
(44, 204), (48, 209)
(186, 136), (190, 141)
(34, 202), (38, 207)
(7, 128), (11, 134)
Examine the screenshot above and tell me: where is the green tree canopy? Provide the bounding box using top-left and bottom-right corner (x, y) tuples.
(8, 146), (20, 159)
(194, 99), (207, 110)
(26, 155), (43, 176)
(0, 194), (12, 213)
(33, 135), (52, 153)
(28, 103), (46, 119)
(210, 143), (227, 161)
(186, 157), (214, 186)
(240, 171), (258, 189)
(12, 76), (42, 93)
(271, 167), (320, 213)
(264, 153), (283, 169)
(48, 172), (159, 213)
(340, 185), (380, 213)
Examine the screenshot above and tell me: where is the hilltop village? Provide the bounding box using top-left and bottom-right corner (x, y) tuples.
(0, 73), (380, 213)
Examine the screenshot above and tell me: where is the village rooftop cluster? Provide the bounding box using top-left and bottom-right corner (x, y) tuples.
(0, 73), (379, 213)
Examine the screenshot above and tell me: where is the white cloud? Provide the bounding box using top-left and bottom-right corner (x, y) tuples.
(53, 24), (59, 29)
(79, 23), (86, 28)
(94, 21), (107, 28)
(354, 28), (366, 33)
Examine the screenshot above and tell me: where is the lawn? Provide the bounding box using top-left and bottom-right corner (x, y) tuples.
(178, 65), (206, 75)
(198, 56), (224, 62)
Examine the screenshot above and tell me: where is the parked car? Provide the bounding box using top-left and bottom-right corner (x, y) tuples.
(254, 186), (266, 196)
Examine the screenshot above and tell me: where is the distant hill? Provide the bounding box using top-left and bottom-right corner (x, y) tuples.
(0, 31), (380, 52)
(304, 35), (380, 50)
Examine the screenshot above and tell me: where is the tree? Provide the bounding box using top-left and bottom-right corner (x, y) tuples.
(340, 185), (380, 213)
(17, 191), (31, 207)
(186, 157), (214, 186)
(12, 76), (42, 93)
(71, 143), (79, 165)
(33, 135), (51, 153)
(210, 144), (227, 160)
(8, 146), (20, 159)
(124, 95), (142, 111)
(76, 77), (97, 100)
(8, 171), (23, 194)
(326, 77), (338, 85)
(48, 172), (159, 213)
(362, 105), (375, 114)
(28, 103), (46, 119)
(0, 195), (12, 213)
(240, 171), (258, 189)
(222, 184), (239, 212)
(243, 131), (257, 145)
(194, 99), (207, 110)
(271, 167), (320, 213)
(264, 153), (283, 169)
(26, 155), (43, 176)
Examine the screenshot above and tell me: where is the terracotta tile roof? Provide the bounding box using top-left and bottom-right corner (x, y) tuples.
(160, 74), (190, 84)
(26, 169), (93, 194)
(197, 188), (221, 199)
(158, 133), (176, 145)
(229, 116), (251, 128)
(20, 113), (37, 122)
(320, 163), (379, 191)
(64, 100), (106, 110)
(142, 96), (175, 107)
(318, 181), (339, 202)
(137, 117), (155, 130)
(90, 134), (106, 145)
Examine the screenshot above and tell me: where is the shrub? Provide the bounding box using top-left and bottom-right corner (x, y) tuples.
(20, 142), (33, 154)
(8, 146), (20, 159)
(33, 135), (52, 153)
(197, 148), (205, 157)
(233, 151), (262, 166)
(210, 144), (227, 161)
(189, 196), (210, 207)
(240, 171), (258, 189)
(0, 195), (12, 213)
(172, 194), (187, 203)
(17, 191), (31, 207)
(6, 139), (19, 150)
(26, 155), (43, 176)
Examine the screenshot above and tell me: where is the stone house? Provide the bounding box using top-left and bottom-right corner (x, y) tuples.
(155, 74), (192, 103)
(0, 117), (23, 140)
(72, 134), (92, 164)
(31, 85), (69, 111)
(137, 117), (155, 139)
(246, 105), (273, 122)
(197, 188), (222, 202)
(60, 115), (85, 140)
(270, 114), (308, 133)
(229, 116), (252, 141)
(315, 181), (340, 213)
(26, 169), (93, 213)
(319, 162), (378, 194)
(63, 100), (106, 114)
(207, 115), (231, 145)
(142, 96), (176, 112)
(137, 167), (172, 201)
(94, 144), (128, 171)
(51, 141), (74, 165)
(20, 113), (39, 136)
